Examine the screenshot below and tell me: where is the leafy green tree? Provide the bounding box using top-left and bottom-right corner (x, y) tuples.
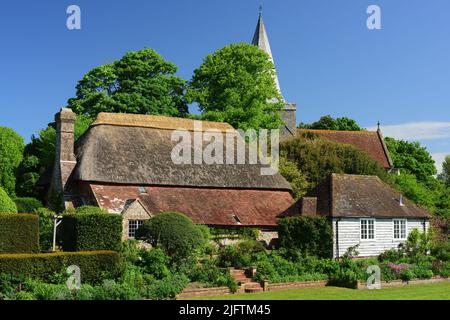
(0, 127), (24, 196)
(0, 187), (17, 213)
(187, 43), (284, 131)
(392, 173), (437, 211)
(136, 212), (206, 260)
(279, 156), (309, 200)
(438, 155), (450, 186)
(385, 137), (437, 182)
(281, 135), (388, 190)
(68, 48), (187, 118)
(299, 115), (364, 131)
(16, 115), (93, 197)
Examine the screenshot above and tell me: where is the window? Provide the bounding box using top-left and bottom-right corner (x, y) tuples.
(394, 219), (407, 239)
(138, 186), (147, 194)
(360, 219), (375, 240)
(128, 220), (145, 238)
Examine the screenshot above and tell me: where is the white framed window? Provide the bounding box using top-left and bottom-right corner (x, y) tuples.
(393, 219), (407, 240)
(360, 219), (375, 240)
(128, 220), (145, 238)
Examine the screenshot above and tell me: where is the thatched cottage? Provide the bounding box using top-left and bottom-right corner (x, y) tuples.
(50, 108), (297, 242)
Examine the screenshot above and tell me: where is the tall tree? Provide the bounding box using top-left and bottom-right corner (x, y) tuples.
(187, 43), (284, 131)
(299, 115), (364, 131)
(0, 127), (24, 196)
(438, 155), (450, 186)
(385, 137), (437, 182)
(68, 48), (188, 118)
(16, 115), (93, 197)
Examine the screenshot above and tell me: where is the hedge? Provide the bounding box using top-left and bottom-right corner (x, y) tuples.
(0, 214), (39, 253)
(62, 213), (122, 252)
(278, 216), (333, 258)
(0, 251), (121, 284)
(13, 197), (43, 213)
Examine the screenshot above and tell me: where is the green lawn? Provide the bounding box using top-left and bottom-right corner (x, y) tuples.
(194, 282), (450, 300)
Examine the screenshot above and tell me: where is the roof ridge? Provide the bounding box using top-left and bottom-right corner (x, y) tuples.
(91, 112), (235, 132)
(298, 129), (377, 135)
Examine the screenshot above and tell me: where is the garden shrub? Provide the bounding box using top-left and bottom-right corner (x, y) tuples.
(146, 273), (189, 300)
(278, 216), (333, 258)
(135, 212), (206, 259)
(217, 240), (265, 268)
(0, 187), (17, 214)
(62, 212), (122, 252)
(13, 197), (42, 213)
(139, 248), (171, 279)
(188, 259), (238, 291)
(0, 251), (121, 284)
(0, 214), (39, 253)
(63, 206), (107, 215)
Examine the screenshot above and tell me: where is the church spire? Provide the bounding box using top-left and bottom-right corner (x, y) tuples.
(252, 11), (282, 95)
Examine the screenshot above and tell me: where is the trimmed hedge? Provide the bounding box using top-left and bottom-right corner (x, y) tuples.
(13, 197), (43, 214)
(278, 216), (333, 258)
(0, 251), (121, 284)
(62, 213), (122, 252)
(0, 214), (39, 253)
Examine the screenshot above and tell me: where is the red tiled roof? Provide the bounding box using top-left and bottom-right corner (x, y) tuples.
(90, 184), (297, 227)
(297, 129), (393, 169)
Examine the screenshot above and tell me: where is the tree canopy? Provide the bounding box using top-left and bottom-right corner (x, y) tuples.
(16, 115), (93, 198)
(187, 43), (284, 131)
(281, 134), (388, 191)
(0, 127), (24, 196)
(385, 137), (437, 182)
(299, 115), (364, 131)
(439, 155), (450, 186)
(0, 187), (17, 213)
(68, 48), (188, 118)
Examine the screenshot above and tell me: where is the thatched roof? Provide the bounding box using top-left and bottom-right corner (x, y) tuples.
(297, 129), (393, 169)
(316, 174), (430, 218)
(74, 113), (292, 191)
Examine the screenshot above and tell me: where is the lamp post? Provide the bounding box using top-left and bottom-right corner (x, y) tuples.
(52, 215), (63, 252)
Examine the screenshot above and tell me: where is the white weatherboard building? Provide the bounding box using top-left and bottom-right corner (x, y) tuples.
(300, 174), (430, 258)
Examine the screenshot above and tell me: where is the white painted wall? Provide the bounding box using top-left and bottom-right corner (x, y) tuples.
(332, 217), (429, 258)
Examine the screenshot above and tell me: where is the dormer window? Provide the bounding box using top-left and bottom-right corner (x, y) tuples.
(138, 186), (147, 194)
(232, 214), (242, 225)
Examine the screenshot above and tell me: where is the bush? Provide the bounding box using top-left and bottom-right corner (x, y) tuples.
(139, 248), (171, 279)
(0, 214), (39, 253)
(0, 251), (121, 284)
(136, 212), (206, 259)
(0, 187), (17, 213)
(146, 273), (189, 300)
(62, 213), (122, 252)
(278, 216), (333, 258)
(218, 240), (265, 268)
(13, 197), (42, 213)
(188, 259), (238, 291)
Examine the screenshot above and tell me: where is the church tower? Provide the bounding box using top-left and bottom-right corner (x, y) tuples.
(252, 11), (297, 137)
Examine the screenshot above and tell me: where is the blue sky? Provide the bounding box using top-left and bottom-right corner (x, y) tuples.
(0, 0), (449, 171)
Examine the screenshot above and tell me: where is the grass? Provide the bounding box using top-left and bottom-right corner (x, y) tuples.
(194, 282), (450, 300)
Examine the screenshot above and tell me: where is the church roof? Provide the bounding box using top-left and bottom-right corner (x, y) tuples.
(252, 14), (282, 95)
(316, 174), (430, 218)
(73, 112), (292, 191)
(297, 129), (393, 169)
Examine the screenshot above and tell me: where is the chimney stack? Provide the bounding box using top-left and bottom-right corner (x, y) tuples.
(51, 108), (76, 210)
